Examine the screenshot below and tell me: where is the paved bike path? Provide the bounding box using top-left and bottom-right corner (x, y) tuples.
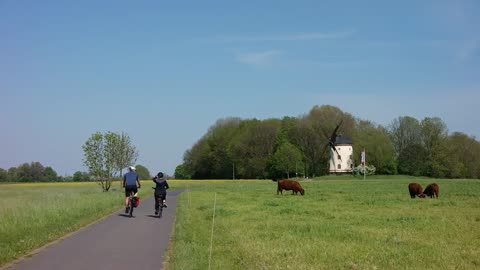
(3, 189), (186, 270)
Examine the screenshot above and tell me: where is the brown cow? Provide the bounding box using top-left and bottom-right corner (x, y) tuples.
(423, 183), (439, 198)
(277, 179), (304, 196)
(408, 183), (425, 199)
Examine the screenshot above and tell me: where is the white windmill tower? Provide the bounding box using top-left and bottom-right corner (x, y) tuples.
(328, 135), (354, 174)
(322, 120), (354, 174)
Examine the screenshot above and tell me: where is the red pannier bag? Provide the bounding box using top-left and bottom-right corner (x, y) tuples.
(134, 196), (140, 207)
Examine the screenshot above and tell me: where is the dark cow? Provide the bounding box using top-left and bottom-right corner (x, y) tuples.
(277, 179), (304, 196)
(408, 183), (425, 199)
(423, 183), (439, 198)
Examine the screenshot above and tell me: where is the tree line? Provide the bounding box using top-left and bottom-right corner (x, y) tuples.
(0, 162), (97, 183)
(1, 131), (151, 185)
(0, 163), (151, 183)
(0, 162), (60, 182)
(175, 105), (480, 179)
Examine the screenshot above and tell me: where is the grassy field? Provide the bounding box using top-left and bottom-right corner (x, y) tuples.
(1, 177), (479, 269)
(0, 180), (154, 266)
(167, 177), (480, 270)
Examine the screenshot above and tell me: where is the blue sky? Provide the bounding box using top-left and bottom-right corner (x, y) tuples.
(1, 0), (479, 176)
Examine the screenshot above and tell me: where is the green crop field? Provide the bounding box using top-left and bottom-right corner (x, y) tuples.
(0, 181), (154, 266)
(167, 177), (480, 270)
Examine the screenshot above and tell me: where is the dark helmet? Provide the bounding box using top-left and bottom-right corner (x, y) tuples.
(157, 172), (164, 178)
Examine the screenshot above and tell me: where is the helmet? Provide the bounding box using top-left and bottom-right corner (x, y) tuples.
(157, 172), (164, 178)
(129, 166), (136, 171)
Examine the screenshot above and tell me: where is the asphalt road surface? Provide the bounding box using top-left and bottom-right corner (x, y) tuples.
(3, 189), (185, 270)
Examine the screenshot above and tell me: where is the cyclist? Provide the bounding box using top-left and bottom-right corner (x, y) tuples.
(123, 166), (141, 213)
(152, 172), (169, 215)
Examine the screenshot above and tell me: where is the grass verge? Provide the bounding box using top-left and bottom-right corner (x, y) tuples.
(0, 180), (153, 266)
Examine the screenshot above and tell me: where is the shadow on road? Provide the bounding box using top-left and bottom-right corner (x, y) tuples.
(117, 214), (135, 218)
(146, 214), (160, 218)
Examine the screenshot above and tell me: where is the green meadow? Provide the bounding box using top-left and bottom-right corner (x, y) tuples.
(1, 177), (479, 269)
(167, 177), (480, 270)
(0, 181), (154, 266)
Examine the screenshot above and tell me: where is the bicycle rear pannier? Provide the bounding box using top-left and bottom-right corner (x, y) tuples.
(134, 196), (140, 207)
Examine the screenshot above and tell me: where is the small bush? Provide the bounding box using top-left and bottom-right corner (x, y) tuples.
(353, 165), (376, 176)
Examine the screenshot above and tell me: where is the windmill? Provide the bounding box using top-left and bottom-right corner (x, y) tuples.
(321, 119), (343, 173)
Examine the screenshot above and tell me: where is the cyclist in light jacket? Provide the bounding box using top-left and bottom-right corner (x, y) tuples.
(123, 166), (141, 213)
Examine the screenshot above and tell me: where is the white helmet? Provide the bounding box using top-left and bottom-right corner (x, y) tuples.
(129, 166), (136, 171)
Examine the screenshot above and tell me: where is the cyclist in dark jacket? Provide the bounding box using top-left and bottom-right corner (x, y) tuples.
(153, 172), (169, 215)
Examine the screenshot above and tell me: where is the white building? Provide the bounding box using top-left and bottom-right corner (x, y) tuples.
(329, 136), (354, 174)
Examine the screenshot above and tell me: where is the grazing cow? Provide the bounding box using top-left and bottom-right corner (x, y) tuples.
(277, 179), (304, 196)
(423, 183), (439, 198)
(408, 183), (425, 199)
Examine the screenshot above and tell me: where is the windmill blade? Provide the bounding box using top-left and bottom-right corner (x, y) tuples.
(330, 144), (341, 158)
(330, 119), (343, 143)
(330, 147), (336, 173)
(325, 118), (344, 174)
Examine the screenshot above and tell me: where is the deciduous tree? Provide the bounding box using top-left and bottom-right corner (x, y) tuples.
(83, 131), (139, 191)
(175, 163), (192, 179)
(0, 168), (7, 182)
(41, 166), (58, 182)
(421, 117), (449, 178)
(354, 120), (396, 174)
(115, 132), (139, 177)
(135, 164), (151, 180)
(389, 116), (422, 158)
(73, 171), (90, 182)
(272, 142), (303, 179)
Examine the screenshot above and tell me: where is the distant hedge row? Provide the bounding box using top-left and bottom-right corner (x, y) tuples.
(0, 163), (151, 182)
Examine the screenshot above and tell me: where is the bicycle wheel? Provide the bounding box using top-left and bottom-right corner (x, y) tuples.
(158, 203), (163, 218)
(129, 196), (134, 217)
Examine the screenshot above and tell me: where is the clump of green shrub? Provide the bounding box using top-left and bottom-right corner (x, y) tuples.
(353, 165), (376, 176)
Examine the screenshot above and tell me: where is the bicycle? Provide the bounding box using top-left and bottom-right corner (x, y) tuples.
(126, 191), (136, 217)
(157, 198), (165, 218)
(153, 187), (165, 218)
